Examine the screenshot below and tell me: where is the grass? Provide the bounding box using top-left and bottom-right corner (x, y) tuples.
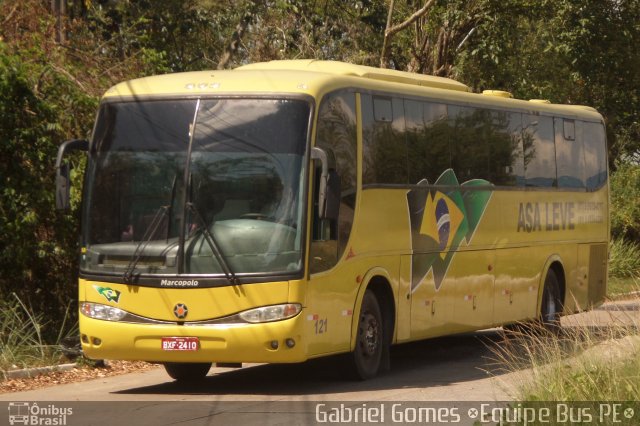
(609, 238), (640, 280)
(494, 328), (640, 402)
(492, 301), (640, 408)
(0, 293), (77, 373)
(608, 276), (640, 299)
(607, 238), (640, 298)
(492, 238), (640, 407)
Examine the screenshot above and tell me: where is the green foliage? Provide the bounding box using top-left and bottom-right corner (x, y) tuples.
(521, 353), (640, 402)
(456, 0), (640, 163)
(608, 277), (640, 298)
(0, 293), (76, 370)
(610, 161), (640, 241)
(0, 2), (97, 339)
(609, 238), (640, 280)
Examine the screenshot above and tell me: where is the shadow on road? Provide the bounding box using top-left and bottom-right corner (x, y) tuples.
(113, 329), (511, 396)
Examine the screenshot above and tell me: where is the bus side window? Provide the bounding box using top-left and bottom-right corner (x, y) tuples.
(362, 94), (408, 185)
(310, 91), (357, 274)
(406, 99), (449, 184)
(582, 121), (608, 190)
(555, 118), (586, 188)
(523, 114), (556, 187)
(489, 111), (525, 186)
(450, 105), (490, 182)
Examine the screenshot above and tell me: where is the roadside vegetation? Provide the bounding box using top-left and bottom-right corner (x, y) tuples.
(608, 161), (640, 297)
(494, 325), (640, 403)
(0, 294), (76, 373)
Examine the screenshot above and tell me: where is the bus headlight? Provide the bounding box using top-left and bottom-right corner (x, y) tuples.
(81, 302), (127, 322)
(238, 303), (301, 323)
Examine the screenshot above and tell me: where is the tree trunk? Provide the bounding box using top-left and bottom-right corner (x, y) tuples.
(380, 0), (435, 69)
(51, 0), (66, 43)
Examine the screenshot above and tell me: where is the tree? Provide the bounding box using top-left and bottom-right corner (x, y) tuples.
(455, 0), (640, 164)
(378, 0), (491, 76)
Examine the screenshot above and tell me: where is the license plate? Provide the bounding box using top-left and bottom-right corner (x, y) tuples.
(161, 337), (199, 351)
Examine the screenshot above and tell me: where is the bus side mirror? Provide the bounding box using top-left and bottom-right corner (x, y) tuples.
(55, 139), (88, 210)
(56, 162), (71, 210)
(311, 147), (341, 221)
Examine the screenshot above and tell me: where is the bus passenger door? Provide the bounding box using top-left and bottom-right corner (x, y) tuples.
(305, 170), (358, 355)
(306, 90), (358, 356)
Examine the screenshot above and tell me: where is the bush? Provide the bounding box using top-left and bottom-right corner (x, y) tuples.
(0, 41), (95, 339)
(610, 161), (640, 241)
(609, 238), (640, 279)
(0, 293), (76, 370)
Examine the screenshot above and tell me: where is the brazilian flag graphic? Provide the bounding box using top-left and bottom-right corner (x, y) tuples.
(407, 169), (492, 291)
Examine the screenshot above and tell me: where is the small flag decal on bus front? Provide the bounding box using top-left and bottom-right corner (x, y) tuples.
(93, 285), (121, 303)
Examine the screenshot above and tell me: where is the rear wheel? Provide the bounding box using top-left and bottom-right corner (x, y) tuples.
(503, 268), (563, 337)
(540, 268), (562, 334)
(163, 362), (211, 382)
(351, 290), (384, 380)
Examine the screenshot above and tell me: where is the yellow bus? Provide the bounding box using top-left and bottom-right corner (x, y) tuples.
(56, 60), (609, 381)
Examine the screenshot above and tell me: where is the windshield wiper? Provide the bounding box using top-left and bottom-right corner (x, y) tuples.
(186, 202), (238, 285)
(123, 205), (169, 283)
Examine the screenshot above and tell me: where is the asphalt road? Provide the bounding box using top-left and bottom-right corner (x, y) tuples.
(2, 301), (639, 425)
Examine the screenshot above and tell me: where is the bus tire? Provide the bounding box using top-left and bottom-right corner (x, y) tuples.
(163, 362), (211, 381)
(351, 290), (384, 380)
(540, 269), (562, 334)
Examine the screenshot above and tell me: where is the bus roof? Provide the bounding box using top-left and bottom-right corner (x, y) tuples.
(236, 59), (472, 92)
(102, 59), (603, 121)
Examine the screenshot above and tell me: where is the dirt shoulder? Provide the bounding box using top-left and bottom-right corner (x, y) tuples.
(0, 361), (158, 394)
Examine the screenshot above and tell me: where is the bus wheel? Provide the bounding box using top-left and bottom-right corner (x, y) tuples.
(540, 269), (562, 334)
(163, 362), (211, 381)
(351, 290), (384, 380)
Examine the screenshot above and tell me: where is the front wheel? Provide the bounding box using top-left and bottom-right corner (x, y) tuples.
(350, 290), (385, 380)
(163, 362), (211, 382)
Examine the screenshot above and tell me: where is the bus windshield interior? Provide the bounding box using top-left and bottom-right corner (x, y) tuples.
(81, 98), (310, 280)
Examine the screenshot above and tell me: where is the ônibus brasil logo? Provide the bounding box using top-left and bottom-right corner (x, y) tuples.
(8, 402), (73, 425)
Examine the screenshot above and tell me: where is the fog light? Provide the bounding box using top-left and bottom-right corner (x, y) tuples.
(81, 334), (89, 344)
(285, 338), (295, 348)
(92, 337), (102, 346)
(270, 340), (279, 350)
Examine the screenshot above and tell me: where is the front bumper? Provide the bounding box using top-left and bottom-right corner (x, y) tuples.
(79, 313), (307, 364)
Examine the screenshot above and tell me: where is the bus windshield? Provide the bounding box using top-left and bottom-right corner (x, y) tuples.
(81, 98), (310, 281)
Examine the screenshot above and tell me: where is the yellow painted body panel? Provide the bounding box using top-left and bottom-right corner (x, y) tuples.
(81, 60), (608, 364)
